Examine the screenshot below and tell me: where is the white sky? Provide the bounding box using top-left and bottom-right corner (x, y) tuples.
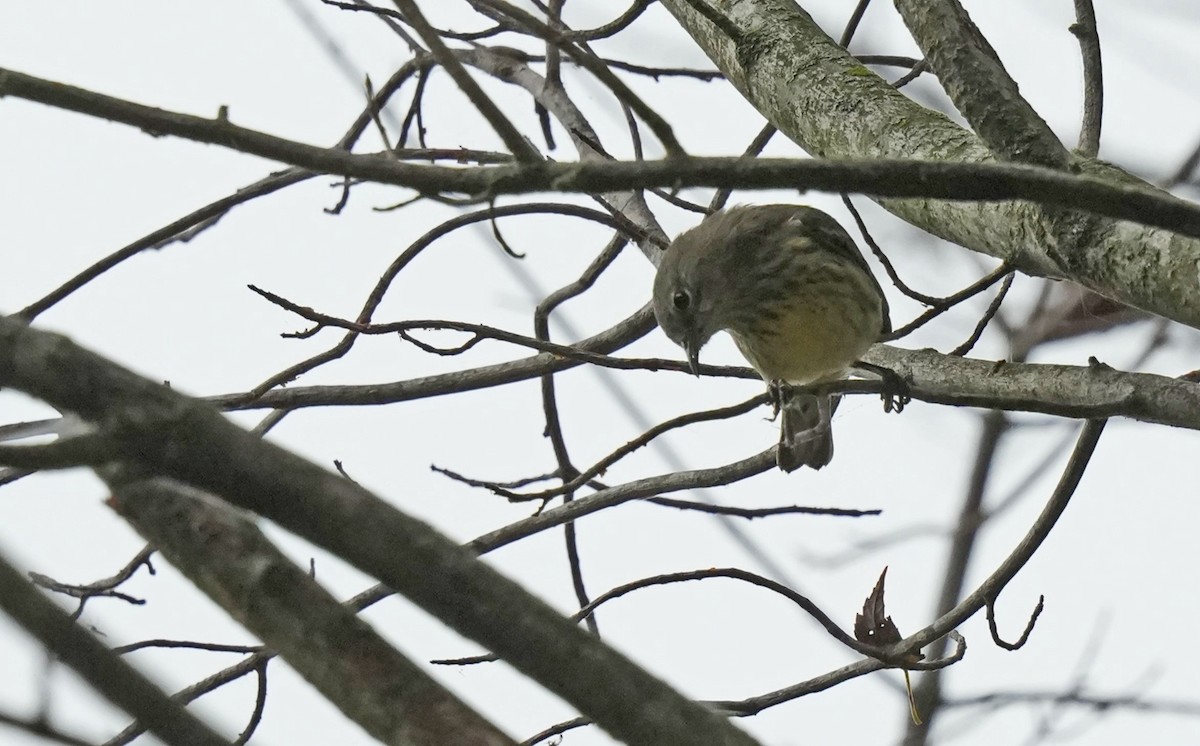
(2, 1), (1200, 745)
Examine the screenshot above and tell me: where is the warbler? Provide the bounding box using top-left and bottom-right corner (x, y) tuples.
(652, 204), (892, 471)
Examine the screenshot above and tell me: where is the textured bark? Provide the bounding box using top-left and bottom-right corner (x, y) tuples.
(658, 0), (1200, 330)
(0, 316), (761, 746)
(107, 475), (516, 746)
(894, 0), (1068, 167)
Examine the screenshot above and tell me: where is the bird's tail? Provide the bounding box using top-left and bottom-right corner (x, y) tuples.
(777, 392), (837, 471)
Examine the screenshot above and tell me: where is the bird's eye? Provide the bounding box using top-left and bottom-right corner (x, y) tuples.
(672, 290), (691, 310)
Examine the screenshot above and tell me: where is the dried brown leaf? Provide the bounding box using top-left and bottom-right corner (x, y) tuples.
(854, 567), (902, 646)
(853, 567), (924, 725)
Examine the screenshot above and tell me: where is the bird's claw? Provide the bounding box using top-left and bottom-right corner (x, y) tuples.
(767, 380), (794, 421)
(856, 361), (911, 414)
(878, 367), (911, 414)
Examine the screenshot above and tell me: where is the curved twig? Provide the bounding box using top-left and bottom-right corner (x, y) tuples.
(986, 593), (1045, 651)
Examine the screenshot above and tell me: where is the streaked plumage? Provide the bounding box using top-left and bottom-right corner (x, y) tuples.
(652, 204), (889, 470)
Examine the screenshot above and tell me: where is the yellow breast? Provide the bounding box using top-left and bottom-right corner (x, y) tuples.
(731, 293), (881, 385)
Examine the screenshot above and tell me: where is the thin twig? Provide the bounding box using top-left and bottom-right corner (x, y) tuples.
(1070, 0), (1104, 157)
(710, 123), (777, 213)
(532, 236), (630, 634)
(986, 593), (1045, 651)
(519, 716), (590, 746)
(842, 194), (941, 305)
(858, 54), (923, 68)
(231, 660), (270, 746)
(28, 547), (156, 619)
(839, 0), (873, 47)
(891, 58), (929, 88)
(537, 0), (564, 151)
(362, 75), (395, 153)
(436, 567), (903, 666)
(950, 271), (1016, 356)
(647, 496), (880, 518)
(0, 552), (229, 746)
(904, 419), (1108, 650)
(393, 0), (542, 162)
(17, 58), (428, 320)
(884, 263), (1013, 340)
(567, 0), (654, 41)
(240, 202), (647, 398)
(500, 394), (767, 502)
(904, 409), (1009, 731)
(114, 639), (263, 655)
(248, 287), (752, 378)
(399, 65), (432, 148)
(468, 0), (687, 156)
(469, 449), (779, 554)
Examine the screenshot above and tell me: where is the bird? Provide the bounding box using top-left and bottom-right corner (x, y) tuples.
(651, 204), (895, 470)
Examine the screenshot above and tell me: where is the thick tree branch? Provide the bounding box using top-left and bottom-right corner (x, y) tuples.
(653, 0), (1200, 332)
(860, 347), (1200, 429)
(7, 338), (1196, 456)
(203, 343), (1200, 433)
(0, 316), (760, 746)
(105, 473), (515, 746)
(5, 65), (1200, 328)
(893, 0), (1068, 167)
(0, 549), (230, 746)
(4, 67), (1197, 247)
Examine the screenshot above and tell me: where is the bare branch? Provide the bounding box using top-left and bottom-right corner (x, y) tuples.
(28, 547), (154, 618)
(0, 63), (1181, 224)
(893, 0), (1067, 167)
(986, 593), (1045, 651)
(0, 549), (229, 746)
(392, 0), (542, 162)
(106, 473), (514, 746)
(0, 316), (762, 746)
(468, 0), (687, 157)
(0, 709), (96, 746)
(1070, 0), (1104, 157)
(655, 1), (1197, 333)
(17, 57), (430, 321)
(470, 449), (777, 554)
(949, 271), (1016, 356)
(895, 419), (1108, 655)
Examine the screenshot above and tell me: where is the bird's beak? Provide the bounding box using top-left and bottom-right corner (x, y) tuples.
(683, 337), (702, 377)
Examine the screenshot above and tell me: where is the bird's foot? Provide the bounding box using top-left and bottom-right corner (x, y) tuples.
(857, 361), (911, 414)
(767, 380), (794, 422)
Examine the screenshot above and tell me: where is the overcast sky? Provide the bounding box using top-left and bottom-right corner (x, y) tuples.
(3, 2), (1200, 745)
